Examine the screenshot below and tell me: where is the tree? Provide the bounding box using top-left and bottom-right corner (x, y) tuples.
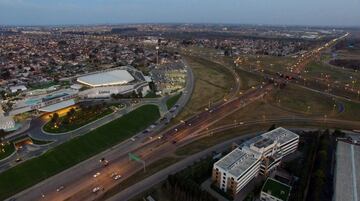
(0, 129), (7, 143)
(131, 91), (138, 98)
(268, 124), (276, 131)
(149, 81), (156, 91)
(50, 113), (59, 127)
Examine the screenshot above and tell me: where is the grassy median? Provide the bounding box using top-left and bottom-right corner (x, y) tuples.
(0, 105), (160, 200)
(175, 56), (235, 120)
(0, 143), (15, 161)
(166, 92), (182, 110)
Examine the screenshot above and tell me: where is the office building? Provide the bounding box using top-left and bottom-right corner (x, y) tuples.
(212, 127), (299, 195)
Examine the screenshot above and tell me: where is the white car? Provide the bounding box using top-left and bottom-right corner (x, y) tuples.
(110, 172), (117, 178)
(56, 186), (65, 192)
(114, 175), (122, 180)
(93, 172), (100, 178)
(92, 187), (101, 193)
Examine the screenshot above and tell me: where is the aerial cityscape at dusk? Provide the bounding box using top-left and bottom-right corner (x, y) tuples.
(0, 1), (360, 201)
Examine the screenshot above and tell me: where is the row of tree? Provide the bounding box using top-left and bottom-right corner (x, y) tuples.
(306, 130), (337, 201)
(162, 157), (217, 201)
(111, 91), (143, 99)
(49, 103), (108, 128)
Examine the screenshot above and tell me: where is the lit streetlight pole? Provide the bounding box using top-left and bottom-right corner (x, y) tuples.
(156, 46), (159, 65)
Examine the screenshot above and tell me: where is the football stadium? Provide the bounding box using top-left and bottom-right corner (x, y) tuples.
(77, 69), (135, 87)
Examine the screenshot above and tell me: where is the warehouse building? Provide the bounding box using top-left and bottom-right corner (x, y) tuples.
(212, 127), (299, 196)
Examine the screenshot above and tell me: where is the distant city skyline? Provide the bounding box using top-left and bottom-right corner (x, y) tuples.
(0, 0), (360, 27)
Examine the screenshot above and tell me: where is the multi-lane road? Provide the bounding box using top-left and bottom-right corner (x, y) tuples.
(8, 85), (272, 200)
(5, 33), (352, 201)
(0, 59), (195, 174)
(6, 65), (267, 201)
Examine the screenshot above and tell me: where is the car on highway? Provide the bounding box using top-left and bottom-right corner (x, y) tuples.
(92, 186), (101, 193)
(110, 172), (122, 180)
(93, 172), (100, 178)
(114, 175), (122, 180)
(130, 137), (136, 142)
(100, 158), (109, 167)
(110, 172), (118, 178)
(56, 186), (65, 192)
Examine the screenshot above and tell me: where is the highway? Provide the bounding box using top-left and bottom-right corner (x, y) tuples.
(107, 122), (360, 201)
(6, 81), (269, 201)
(0, 59), (194, 174)
(5, 34), (351, 201)
(4, 59), (196, 201)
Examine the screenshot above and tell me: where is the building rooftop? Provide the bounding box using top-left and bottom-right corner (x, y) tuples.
(214, 148), (260, 178)
(253, 137), (275, 149)
(215, 127), (299, 179)
(262, 127), (299, 146)
(38, 99), (75, 112)
(242, 127), (298, 151)
(334, 141), (360, 201)
(77, 70), (135, 87)
(262, 178), (291, 201)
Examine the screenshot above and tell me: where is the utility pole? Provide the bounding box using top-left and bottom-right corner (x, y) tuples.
(156, 46), (159, 65)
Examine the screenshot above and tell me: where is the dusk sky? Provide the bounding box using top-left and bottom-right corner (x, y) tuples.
(0, 0), (359, 26)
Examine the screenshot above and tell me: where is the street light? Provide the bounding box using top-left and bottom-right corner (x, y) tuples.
(156, 46), (160, 65)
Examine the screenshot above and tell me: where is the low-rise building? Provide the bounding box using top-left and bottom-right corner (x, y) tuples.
(9, 85), (27, 93)
(0, 116), (15, 131)
(9, 89), (78, 115)
(212, 127), (299, 196)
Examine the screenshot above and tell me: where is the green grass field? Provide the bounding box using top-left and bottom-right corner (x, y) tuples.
(271, 84), (336, 115)
(0, 105), (160, 200)
(271, 84), (360, 121)
(166, 92), (182, 110)
(43, 108), (113, 133)
(0, 143), (15, 160)
(304, 61), (360, 88)
(174, 56), (235, 120)
(213, 56), (265, 90)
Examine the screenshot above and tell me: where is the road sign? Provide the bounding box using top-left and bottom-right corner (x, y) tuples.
(128, 152), (146, 172)
(128, 153), (142, 162)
